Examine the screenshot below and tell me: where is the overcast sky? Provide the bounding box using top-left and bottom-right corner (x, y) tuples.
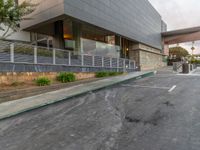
(149, 0), (200, 30)
(149, 0), (200, 54)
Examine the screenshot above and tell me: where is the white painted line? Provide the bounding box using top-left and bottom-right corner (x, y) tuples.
(177, 74), (200, 76)
(122, 84), (170, 90)
(122, 84), (177, 92)
(168, 85), (176, 93)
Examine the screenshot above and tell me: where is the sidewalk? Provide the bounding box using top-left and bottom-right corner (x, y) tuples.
(0, 71), (155, 120)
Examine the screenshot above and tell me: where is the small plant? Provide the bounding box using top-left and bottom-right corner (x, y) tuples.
(57, 72), (76, 83)
(108, 72), (123, 76)
(95, 72), (109, 78)
(35, 77), (51, 86)
(96, 71), (123, 78)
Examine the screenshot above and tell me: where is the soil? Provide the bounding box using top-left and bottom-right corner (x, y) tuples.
(0, 78), (100, 103)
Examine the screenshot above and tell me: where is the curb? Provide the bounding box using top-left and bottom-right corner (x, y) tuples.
(0, 71), (155, 120)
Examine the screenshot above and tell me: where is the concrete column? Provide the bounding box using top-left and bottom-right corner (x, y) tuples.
(53, 21), (64, 49)
(72, 21), (82, 54)
(115, 35), (122, 58)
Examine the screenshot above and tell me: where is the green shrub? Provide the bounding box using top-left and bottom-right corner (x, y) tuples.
(108, 72), (123, 76)
(35, 77), (51, 86)
(190, 59), (200, 64)
(57, 72), (76, 83)
(96, 72), (123, 78)
(95, 72), (109, 78)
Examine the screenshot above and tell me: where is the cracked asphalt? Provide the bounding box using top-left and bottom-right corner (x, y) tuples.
(1, 69), (200, 150)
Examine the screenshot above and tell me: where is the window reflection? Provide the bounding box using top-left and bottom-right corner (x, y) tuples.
(81, 38), (120, 58)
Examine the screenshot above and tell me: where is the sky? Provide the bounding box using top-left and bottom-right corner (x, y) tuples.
(149, 0), (200, 54)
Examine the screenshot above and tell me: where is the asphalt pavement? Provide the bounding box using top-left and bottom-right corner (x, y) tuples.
(1, 69), (200, 150)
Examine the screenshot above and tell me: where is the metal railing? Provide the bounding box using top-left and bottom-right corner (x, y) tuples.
(0, 40), (136, 70)
(173, 62), (184, 72)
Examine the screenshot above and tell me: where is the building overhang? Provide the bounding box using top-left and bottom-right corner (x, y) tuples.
(162, 26), (200, 44)
(162, 26), (200, 37)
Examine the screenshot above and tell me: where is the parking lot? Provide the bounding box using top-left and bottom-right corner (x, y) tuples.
(1, 69), (200, 150)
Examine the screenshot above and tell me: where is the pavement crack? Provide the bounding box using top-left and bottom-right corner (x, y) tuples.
(125, 116), (141, 123)
(125, 110), (165, 126)
(144, 110), (164, 126)
(163, 101), (174, 107)
(103, 91), (124, 150)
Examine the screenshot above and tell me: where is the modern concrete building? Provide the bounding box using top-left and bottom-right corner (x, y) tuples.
(18, 0), (168, 70)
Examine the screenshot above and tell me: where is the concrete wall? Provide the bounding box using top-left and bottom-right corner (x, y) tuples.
(129, 50), (140, 68)
(22, 0), (163, 50)
(0, 72), (95, 85)
(63, 0), (163, 50)
(139, 51), (166, 70)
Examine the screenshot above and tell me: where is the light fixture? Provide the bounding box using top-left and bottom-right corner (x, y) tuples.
(191, 41), (195, 55)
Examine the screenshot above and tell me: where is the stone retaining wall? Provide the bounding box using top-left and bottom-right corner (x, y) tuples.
(139, 51), (167, 70)
(0, 72), (95, 85)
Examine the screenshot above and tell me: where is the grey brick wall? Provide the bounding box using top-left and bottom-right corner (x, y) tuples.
(64, 0), (162, 49)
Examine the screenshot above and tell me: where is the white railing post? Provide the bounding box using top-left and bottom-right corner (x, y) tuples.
(34, 46), (37, 64)
(81, 54), (84, 66)
(117, 58), (119, 68)
(123, 59), (126, 73)
(102, 57), (104, 67)
(117, 58), (119, 72)
(68, 51), (71, 66)
(110, 58), (112, 68)
(92, 55), (95, 67)
(134, 61), (136, 69)
(129, 60), (131, 69)
(53, 48), (56, 65)
(10, 43), (14, 63)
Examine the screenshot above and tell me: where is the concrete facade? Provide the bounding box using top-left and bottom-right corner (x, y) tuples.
(139, 51), (166, 70)
(129, 43), (166, 70)
(18, 0), (168, 71)
(22, 0), (163, 50)
(130, 49), (166, 71)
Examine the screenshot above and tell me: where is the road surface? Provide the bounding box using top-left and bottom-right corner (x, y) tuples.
(1, 69), (200, 150)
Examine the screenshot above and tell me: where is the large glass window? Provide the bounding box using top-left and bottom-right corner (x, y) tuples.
(63, 19), (75, 50)
(81, 23), (120, 57)
(62, 18), (121, 57)
(81, 38), (120, 58)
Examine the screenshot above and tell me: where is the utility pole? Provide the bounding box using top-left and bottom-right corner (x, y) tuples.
(191, 41), (195, 56)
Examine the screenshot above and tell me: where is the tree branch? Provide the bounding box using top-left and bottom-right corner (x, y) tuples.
(2, 25), (11, 38)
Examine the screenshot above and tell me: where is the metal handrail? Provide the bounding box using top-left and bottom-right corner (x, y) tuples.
(0, 40), (136, 70)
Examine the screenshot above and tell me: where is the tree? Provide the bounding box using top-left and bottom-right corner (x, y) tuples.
(169, 46), (189, 60)
(0, 0), (37, 38)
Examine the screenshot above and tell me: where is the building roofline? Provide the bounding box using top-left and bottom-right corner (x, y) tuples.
(147, 0), (162, 18)
(162, 26), (200, 37)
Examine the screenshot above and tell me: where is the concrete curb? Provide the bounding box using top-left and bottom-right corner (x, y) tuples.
(0, 71), (155, 120)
